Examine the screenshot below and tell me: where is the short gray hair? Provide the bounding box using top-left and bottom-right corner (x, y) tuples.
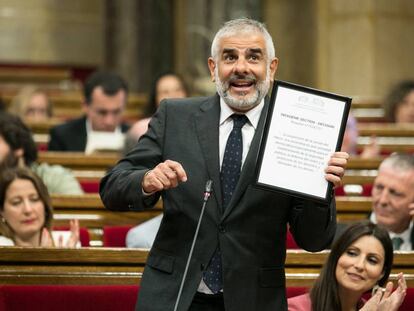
(211, 18), (275, 62)
(380, 152), (414, 172)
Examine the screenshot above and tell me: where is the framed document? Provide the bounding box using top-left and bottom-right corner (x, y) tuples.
(255, 80), (351, 203)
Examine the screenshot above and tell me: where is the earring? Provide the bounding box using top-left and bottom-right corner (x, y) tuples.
(1, 217), (6, 224)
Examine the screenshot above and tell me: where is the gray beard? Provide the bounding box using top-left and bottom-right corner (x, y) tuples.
(215, 69), (270, 111)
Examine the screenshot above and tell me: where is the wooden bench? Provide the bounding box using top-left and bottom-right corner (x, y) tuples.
(358, 123), (414, 137)
(37, 153), (381, 187)
(0, 67), (71, 83)
(0, 247), (413, 287)
(38, 152), (120, 171)
(351, 96), (385, 123)
(51, 194), (162, 246)
(335, 196), (371, 222)
(50, 194), (371, 245)
(3, 91), (147, 121)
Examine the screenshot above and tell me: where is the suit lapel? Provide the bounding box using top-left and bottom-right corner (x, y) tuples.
(222, 100), (270, 219)
(194, 94), (223, 211)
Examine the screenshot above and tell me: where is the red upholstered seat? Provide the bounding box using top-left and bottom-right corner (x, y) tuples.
(79, 180), (100, 193)
(37, 143), (48, 151)
(0, 285), (139, 311)
(52, 226), (90, 247)
(334, 183), (373, 197)
(286, 230), (300, 249)
(103, 225), (133, 247)
(286, 287), (308, 298)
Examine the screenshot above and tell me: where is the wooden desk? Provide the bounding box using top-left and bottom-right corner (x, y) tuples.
(51, 194), (162, 245)
(50, 193), (372, 244)
(1, 248), (413, 287)
(358, 123), (414, 137)
(3, 91), (146, 121)
(335, 196), (371, 222)
(38, 152), (120, 171)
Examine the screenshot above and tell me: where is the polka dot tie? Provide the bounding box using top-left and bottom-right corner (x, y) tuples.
(203, 114), (248, 294)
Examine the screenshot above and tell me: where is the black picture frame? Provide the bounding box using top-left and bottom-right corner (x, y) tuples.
(255, 80), (352, 203)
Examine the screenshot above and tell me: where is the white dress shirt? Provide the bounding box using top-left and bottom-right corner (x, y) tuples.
(370, 213), (413, 251)
(85, 119), (125, 154)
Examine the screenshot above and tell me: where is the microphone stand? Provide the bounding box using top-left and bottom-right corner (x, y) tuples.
(173, 180), (213, 311)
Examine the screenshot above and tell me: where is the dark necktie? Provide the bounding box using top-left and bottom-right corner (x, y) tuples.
(392, 237), (404, 250)
(203, 114), (248, 294)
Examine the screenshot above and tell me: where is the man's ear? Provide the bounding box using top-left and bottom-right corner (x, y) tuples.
(207, 57), (216, 82)
(269, 57), (279, 82)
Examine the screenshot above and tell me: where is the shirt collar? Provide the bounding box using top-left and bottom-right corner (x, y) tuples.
(219, 97), (264, 129)
(370, 212), (413, 242)
(86, 118), (121, 134)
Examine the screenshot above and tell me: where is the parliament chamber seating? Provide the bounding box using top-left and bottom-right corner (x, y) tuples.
(100, 226), (298, 249)
(49, 193), (373, 245)
(1, 285), (412, 310)
(1, 284), (412, 310)
(103, 225), (133, 247)
(0, 285), (139, 311)
(334, 183), (373, 197)
(2, 88), (147, 121)
(51, 194), (161, 246)
(79, 179), (101, 193)
(0, 248), (413, 309)
(286, 230), (300, 249)
(53, 226), (91, 247)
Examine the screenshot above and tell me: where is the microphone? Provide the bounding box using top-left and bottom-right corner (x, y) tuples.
(203, 180), (213, 201)
(174, 180), (213, 311)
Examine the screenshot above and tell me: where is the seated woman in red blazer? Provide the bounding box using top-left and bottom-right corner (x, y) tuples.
(288, 221), (406, 311)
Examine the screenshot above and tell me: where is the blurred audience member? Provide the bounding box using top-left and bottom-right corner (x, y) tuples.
(124, 72), (188, 154)
(383, 80), (414, 123)
(125, 73), (188, 248)
(370, 153), (414, 250)
(341, 113), (380, 158)
(126, 214), (162, 248)
(0, 112), (83, 194)
(289, 221), (406, 311)
(0, 167), (79, 247)
(341, 114), (359, 156)
(48, 71), (130, 153)
(9, 85), (52, 122)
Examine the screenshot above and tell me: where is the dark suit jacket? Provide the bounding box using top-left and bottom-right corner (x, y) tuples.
(48, 116), (130, 151)
(100, 95), (337, 311)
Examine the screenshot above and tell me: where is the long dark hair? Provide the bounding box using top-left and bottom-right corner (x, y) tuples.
(310, 221), (393, 311)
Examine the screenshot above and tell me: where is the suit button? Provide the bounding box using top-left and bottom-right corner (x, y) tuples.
(218, 225), (226, 233)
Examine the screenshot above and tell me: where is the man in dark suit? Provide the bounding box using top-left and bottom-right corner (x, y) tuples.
(100, 18), (349, 311)
(48, 71), (130, 152)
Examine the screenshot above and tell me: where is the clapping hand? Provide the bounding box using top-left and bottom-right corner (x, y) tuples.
(40, 219), (80, 248)
(360, 273), (407, 311)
